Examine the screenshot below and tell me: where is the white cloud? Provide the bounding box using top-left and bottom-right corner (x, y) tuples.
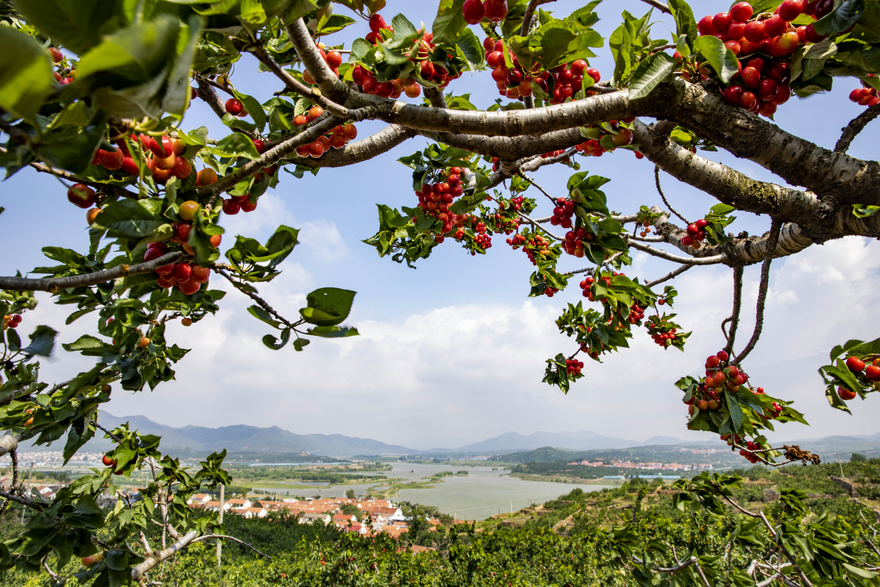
(299, 219), (348, 261)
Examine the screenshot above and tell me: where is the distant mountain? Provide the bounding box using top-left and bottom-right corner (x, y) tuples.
(450, 430), (640, 453)
(80, 414), (420, 457)
(641, 436), (690, 446)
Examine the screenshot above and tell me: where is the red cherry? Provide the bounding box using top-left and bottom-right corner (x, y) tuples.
(67, 183), (95, 209)
(712, 13), (732, 33)
(369, 14), (387, 34)
(838, 386), (857, 401)
(723, 85), (743, 104)
(865, 365), (880, 381)
(225, 98), (244, 116)
(763, 15), (786, 38)
(779, 0), (804, 21)
(462, 0), (485, 25)
(698, 15), (716, 36)
(730, 2), (754, 23)
(744, 21), (766, 42)
(49, 47), (64, 63)
(484, 0), (508, 23)
(846, 356), (866, 373)
(222, 198), (240, 215)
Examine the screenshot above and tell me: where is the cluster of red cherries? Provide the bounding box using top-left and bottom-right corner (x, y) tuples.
(508, 233), (551, 266)
(647, 317), (681, 348)
(564, 357), (585, 377)
(563, 227), (596, 259)
(293, 112), (360, 158)
(627, 304), (646, 325)
(839, 355), (880, 400)
(2, 314), (22, 330)
(48, 46), (75, 85)
(681, 218), (709, 248)
(578, 273), (613, 303)
(698, 1), (827, 118)
(145, 242), (211, 295)
(849, 85), (879, 107)
(415, 167), (466, 237)
(486, 39), (602, 104)
(461, 0), (508, 25)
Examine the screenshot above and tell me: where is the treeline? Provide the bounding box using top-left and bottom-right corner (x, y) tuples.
(0, 456), (877, 585)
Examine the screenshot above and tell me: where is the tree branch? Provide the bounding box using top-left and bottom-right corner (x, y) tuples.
(0, 252), (187, 293)
(834, 102), (880, 154)
(249, 44), (350, 118)
(722, 266), (744, 355)
(131, 529), (200, 581)
(627, 240), (727, 265)
(733, 218), (782, 366)
(646, 263), (692, 287)
(292, 125), (417, 169)
(639, 0), (672, 14)
(285, 19), (351, 104)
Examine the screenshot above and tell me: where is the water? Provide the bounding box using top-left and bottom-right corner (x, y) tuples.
(248, 462), (349, 467)
(255, 463), (613, 520)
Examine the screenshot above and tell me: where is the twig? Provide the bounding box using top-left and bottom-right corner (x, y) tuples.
(722, 266), (744, 355)
(199, 78), (236, 98)
(627, 240), (727, 265)
(513, 210), (565, 242)
(42, 556), (64, 583)
(0, 252), (187, 293)
(214, 268), (301, 330)
(646, 263), (692, 287)
(638, 0), (672, 14)
(192, 534), (273, 560)
(0, 488), (43, 510)
(93, 420), (122, 444)
(518, 172), (558, 205)
(733, 219), (782, 366)
(835, 102), (880, 154)
(562, 252), (625, 277)
(655, 166), (689, 225)
(248, 45), (350, 117)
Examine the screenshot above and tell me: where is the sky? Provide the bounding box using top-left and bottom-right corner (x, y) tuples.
(1, 0), (879, 452)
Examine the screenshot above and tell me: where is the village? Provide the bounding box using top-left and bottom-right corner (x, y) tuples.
(567, 459), (715, 472)
(188, 495), (440, 539)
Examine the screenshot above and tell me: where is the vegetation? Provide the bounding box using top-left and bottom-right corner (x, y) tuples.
(0, 0), (879, 584)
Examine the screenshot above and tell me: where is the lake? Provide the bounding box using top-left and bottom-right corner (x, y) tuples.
(254, 462), (613, 520)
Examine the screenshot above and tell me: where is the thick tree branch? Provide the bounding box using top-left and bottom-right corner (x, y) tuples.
(634, 120), (824, 227)
(285, 19), (351, 104)
(0, 252), (187, 293)
(667, 82), (880, 209)
(733, 218), (782, 366)
(293, 125), (417, 169)
(835, 102), (880, 154)
(0, 433), (19, 459)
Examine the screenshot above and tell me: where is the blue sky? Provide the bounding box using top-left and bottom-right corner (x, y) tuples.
(2, 0), (879, 451)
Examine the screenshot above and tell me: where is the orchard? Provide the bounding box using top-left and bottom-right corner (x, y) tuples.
(0, 0), (879, 584)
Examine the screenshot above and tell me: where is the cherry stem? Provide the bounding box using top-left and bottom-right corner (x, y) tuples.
(654, 165), (690, 225)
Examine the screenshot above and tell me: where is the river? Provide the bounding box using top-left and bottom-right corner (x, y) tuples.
(254, 462), (613, 520)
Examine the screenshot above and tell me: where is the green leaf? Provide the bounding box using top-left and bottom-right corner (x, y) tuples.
(21, 325), (58, 357)
(293, 338), (310, 351)
(308, 325), (360, 338)
(812, 0), (865, 37)
(33, 111), (109, 174)
(248, 305), (282, 329)
(725, 391), (744, 433)
(62, 335), (106, 352)
(0, 28), (54, 123)
(432, 0), (467, 44)
(668, 0), (698, 46)
(694, 36), (738, 83)
(534, 21), (579, 71)
(163, 16), (205, 116)
(300, 288), (356, 327)
(75, 15), (181, 88)
(93, 199), (164, 239)
(12, 0), (126, 56)
(212, 133), (261, 159)
(262, 328), (290, 350)
(628, 53), (677, 99)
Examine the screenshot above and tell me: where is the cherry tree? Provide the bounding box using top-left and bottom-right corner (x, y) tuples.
(0, 0), (878, 583)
